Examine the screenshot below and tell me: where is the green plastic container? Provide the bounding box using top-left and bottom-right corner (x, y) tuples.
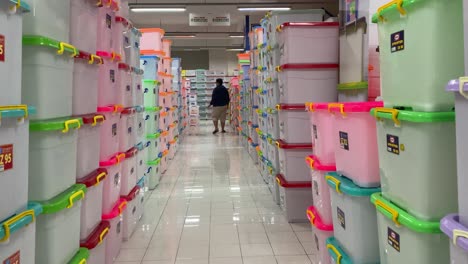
(371, 193), (449, 264)
(371, 107), (457, 221)
(372, 0), (464, 111)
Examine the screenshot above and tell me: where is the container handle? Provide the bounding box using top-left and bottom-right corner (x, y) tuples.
(0, 104), (29, 118)
(113, 105), (124, 113)
(275, 66), (282, 72)
(118, 201), (128, 215)
(92, 115), (105, 126)
(96, 0), (102, 6)
(62, 119), (81, 133)
(306, 209), (316, 225)
(57, 42), (78, 57)
(95, 172), (107, 185)
(79, 259), (87, 264)
(328, 103), (346, 116)
(276, 25), (283, 32)
(99, 227), (110, 244)
(305, 156), (315, 169)
(89, 54), (103, 65)
(0, 209), (35, 242)
(116, 153), (126, 164)
(377, 0), (406, 21)
(326, 244), (342, 264)
(375, 199), (400, 226)
(67, 190), (85, 208)
(373, 107), (400, 126)
(458, 77), (468, 100)
(325, 175), (343, 195)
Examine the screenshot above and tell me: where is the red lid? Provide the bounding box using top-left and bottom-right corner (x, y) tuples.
(77, 168), (108, 187)
(121, 185), (140, 201)
(278, 64), (339, 71)
(281, 22), (339, 29)
(276, 104), (305, 111)
(102, 198), (127, 220)
(305, 155), (336, 172)
(118, 63), (131, 71)
(96, 51), (113, 59)
(115, 16), (131, 28)
(276, 174), (312, 188)
(306, 206), (334, 231)
(97, 105), (124, 113)
(328, 101), (384, 114)
(122, 107), (136, 115)
(79, 113), (106, 126)
(99, 153), (126, 167)
(75, 51), (103, 65)
(124, 147), (138, 158)
(276, 139), (312, 149)
(80, 221), (111, 250)
(305, 102), (329, 112)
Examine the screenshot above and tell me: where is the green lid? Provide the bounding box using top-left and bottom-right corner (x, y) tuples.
(30, 117), (84, 132)
(370, 108), (455, 123)
(337, 81), (368, 90)
(23, 35), (78, 56)
(145, 106), (162, 112)
(372, 0), (420, 23)
(67, 248), (89, 264)
(147, 158), (161, 166)
(0, 105), (36, 119)
(370, 193), (441, 233)
(38, 184), (87, 214)
(146, 132), (161, 139)
(326, 172), (380, 197)
(143, 79), (161, 85)
(9, 0), (30, 12)
(326, 237), (353, 264)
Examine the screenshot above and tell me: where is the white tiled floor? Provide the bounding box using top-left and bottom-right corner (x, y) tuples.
(114, 124), (318, 264)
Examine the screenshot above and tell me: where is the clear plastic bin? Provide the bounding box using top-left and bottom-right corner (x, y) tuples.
(23, 0), (70, 41)
(306, 206), (333, 264)
(277, 174), (312, 222)
(73, 51), (101, 116)
(98, 105), (123, 161)
(276, 139), (313, 182)
(80, 221), (110, 264)
(102, 198), (127, 264)
(277, 104), (310, 143)
(70, 0), (98, 52)
(120, 147), (137, 196)
(100, 153), (125, 214)
(121, 186), (140, 240)
(97, 51), (119, 107)
(76, 113), (105, 180)
(117, 63), (133, 108)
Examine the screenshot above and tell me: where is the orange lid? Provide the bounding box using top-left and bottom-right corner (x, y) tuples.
(139, 28), (165, 35)
(163, 39), (173, 44)
(140, 50), (166, 56)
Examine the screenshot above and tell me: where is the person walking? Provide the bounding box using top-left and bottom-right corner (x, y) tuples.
(209, 78), (230, 134)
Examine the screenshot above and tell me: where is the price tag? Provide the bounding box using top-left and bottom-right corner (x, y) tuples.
(3, 250), (20, 264)
(0, 35), (5, 62)
(0, 144), (14, 172)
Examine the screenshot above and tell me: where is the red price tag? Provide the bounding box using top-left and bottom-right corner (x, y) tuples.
(3, 250), (20, 264)
(0, 144), (13, 172)
(0, 35), (5, 62)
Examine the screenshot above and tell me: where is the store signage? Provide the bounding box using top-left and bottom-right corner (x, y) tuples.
(0, 35), (5, 62)
(189, 13), (209, 26)
(212, 14), (231, 26)
(189, 13), (230, 26)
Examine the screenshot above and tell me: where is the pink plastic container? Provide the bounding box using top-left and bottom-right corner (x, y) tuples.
(80, 221), (110, 264)
(113, 16), (131, 60)
(277, 104), (310, 143)
(102, 198), (127, 264)
(305, 155), (336, 225)
(121, 186), (140, 240)
(163, 57), (172, 75)
(77, 168), (108, 240)
(100, 153), (125, 214)
(276, 139), (313, 182)
(306, 206), (333, 264)
(98, 105), (123, 161)
(120, 107), (136, 152)
(328, 101), (383, 187)
(277, 22), (339, 65)
(76, 113), (105, 180)
(133, 67), (144, 107)
(97, 1), (118, 52)
(97, 51), (120, 106)
(120, 147), (138, 196)
(73, 51), (102, 116)
(162, 39), (172, 58)
(159, 92), (168, 109)
(116, 63), (133, 108)
(70, 0), (99, 53)
(158, 72), (173, 92)
(278, 64), (338, 104)
(140, 28), (165, 53)
(305, 102), (335, 164)
(368, 45), (381, 101)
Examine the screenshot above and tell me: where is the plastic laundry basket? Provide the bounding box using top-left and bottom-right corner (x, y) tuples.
(140, 55), (162, 80)
(372, 0), (463, 111)
(0, 106), (34, 223)
(329, 101), (383, 187)
(80, 220), (110, 264)
(70, 0), (98, 53)
(371, 193), (449, 264)
(276, 104), (310, 143)
(326, 237), (353, 264)
(77, 168), (107, 241)
(276, 139), (313, 182)
(147, 158), (161, 189)
(29, 116), (83, 201)
(122, 186), (140, 240)
(305, 155), (336, 225)
(36, 184), (86, 264)
(277, 64), (338, 104)
(22, 35), (77, 120)
(100, 153), (125, 214)
(140, 28), (165, 54)
(97, 51), (120, 107)
(23, 0), (70, 41)
(337, 82), (369, 102)
(306, 206), (333, 264)
(143, 80), (160, 107)
(277, 22), (339, 65)
(120, 147), (138, 196)
(371, 107), (457, 220)
(76, 113), (105, 180)
(0, 202), (42, 264)
(276, 174), (312, 222)
(73, 51), (102, 116)
(441, 214), (468, 264)
(326, 172), (381, 263)
(0, 0), (29, 106)
(98, 105), (123, 161)
(305, 102), (335, 164)
(103, 198), (127, 264)
(120, 108), (136, 152)
(117, 63), (133, 108)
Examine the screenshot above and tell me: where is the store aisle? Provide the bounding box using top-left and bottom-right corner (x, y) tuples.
(114, 124), (317, 264)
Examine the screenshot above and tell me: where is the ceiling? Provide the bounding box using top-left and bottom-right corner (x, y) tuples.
(128, 0), (338, 50)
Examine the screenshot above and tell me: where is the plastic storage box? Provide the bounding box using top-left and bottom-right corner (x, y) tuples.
(305, 102), (335, 164)
(22, 36), (77, 119)
(147, 158), (162, 189)
(276, 104), (310, 143)
(337, 82), (369, 102)
(373, 0), (463, 111)
(305, 155), (336, 225)
(122, 186), (140, 240)
(98, 105), (123, 161)
(441, 214), (468, 264)
(135, 142), (148, 181)
(276, 139), (313, 182)
(73, 51), (102, 116)
(140, 55), (161, 80)
(371, 107), (457, 220)
(146, 132), (161, 161)
(145, 107), (161, 134)
(277, 22), (339, 65)
(163, 57), (172, 75)
(276, 174), (312, 222)
(100, 152), (125, 214)
(102, 198), (127, 264)
(0, 0), (29, 106)
(133, 67), (144, 106)
(326, 237), (353, 264)
(97, 51), (119, 107)
(120, 108), (136, 152)
(29, 116), (83, 201)
(120, 147), (137, 196)
(117, 63), (133, 108)
(70, 0), (98, 53)
(339, 18), (366, 84)
(306, 206), (333, 264)
(23, 0), (70, 41)
(0, 202), (42, 264)
(113, 16), (131, 59)
(371, 193), (449, 264)
(76, 113), (105, 180)
(96, 1), (118, 52)
(326, 172), (381, 263)
(277, 64), (338, 104)
(0, 106), (34, 223)
(36, 184), (86, 264)
(140, 28), (165, 54)
(143, 80), (160, 107)
(77, 168), (107, 241)
(135, 106), (145, 144)
(80, 221), (110, 264)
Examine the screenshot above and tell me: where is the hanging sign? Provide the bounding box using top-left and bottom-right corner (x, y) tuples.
(189, 13), (230, 26)
(189, 13), (209, 26)
(212, 14), (231, 26)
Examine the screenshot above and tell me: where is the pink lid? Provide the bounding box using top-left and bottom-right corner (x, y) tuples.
(99, 153), (126, 167)
(328, 101), (383, 114)
(102, 198), (127, 220)
(306, 206), (333, 231)
(281, 22), (339, 29)
(305, 155), (336, 171)
(305, 102), (330, 112)
(278, 64), (339, 71)
(118, 63), (131, 71)
(97, 105), (124, 113)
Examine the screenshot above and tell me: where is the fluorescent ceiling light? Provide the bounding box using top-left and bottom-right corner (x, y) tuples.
(131, 7), (186, 12)
(229, 35), (244, 38)
(237, 7), (290, 11)
(226, 48), (244, 51)
(165, 35), (196, 38)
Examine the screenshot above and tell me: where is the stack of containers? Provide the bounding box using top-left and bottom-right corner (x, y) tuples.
(368, 1), (464, 263)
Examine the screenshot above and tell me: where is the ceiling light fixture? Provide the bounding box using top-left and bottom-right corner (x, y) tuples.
(165, 35), (197, 38)
(229, 35), (245, 38)
(226, 48), (245, 51)
(131, 7), (186, 12)
(237, 7), (291, 11)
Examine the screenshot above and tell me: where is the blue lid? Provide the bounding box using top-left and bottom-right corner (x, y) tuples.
(0, 105), (36, 119)
(135, 142), (146, 151)
(0, 202), (42, 241)
(326, 172), (381, 197)
(137, 176), (146, 188)
(326, 237), (353, 264)
(140, 55), (160, 60)
(9, 0), (30, 12)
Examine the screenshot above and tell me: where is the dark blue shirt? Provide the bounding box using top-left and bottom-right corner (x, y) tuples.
(210, 85), (230, 107)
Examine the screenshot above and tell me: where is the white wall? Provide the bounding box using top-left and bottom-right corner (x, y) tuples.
(208, 50), (239, 75)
